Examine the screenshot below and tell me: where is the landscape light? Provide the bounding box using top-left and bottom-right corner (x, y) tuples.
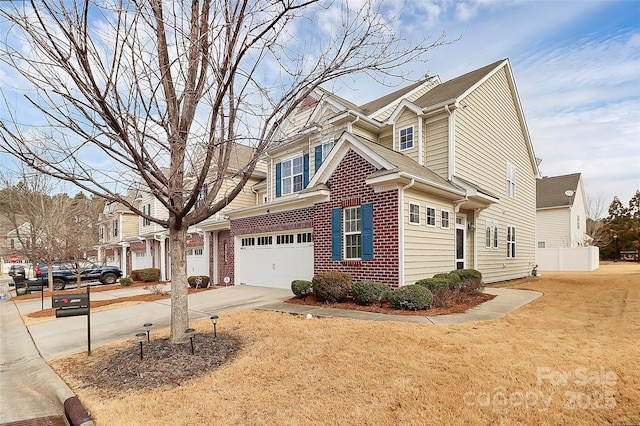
(210, 315), (219, 338)
(185, 328), (196, 355)
(135, 332), (146, 359)
(143, 322), (153, 343)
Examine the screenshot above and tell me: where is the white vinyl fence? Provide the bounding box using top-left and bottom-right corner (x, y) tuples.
(536, 246), (599, 272)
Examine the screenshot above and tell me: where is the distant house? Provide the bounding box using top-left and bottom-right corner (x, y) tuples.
(536, 173), (589, 248)
(200, 59), (540, 288)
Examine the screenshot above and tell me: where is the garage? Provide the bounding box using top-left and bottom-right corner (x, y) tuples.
(236, 230), (314, 289)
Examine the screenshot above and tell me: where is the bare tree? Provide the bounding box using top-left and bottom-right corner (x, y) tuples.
(586, 194), (607, 247)
(0, 0), (448, 343)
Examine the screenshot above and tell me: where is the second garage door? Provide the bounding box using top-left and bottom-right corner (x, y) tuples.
(236, 231), (314, 289)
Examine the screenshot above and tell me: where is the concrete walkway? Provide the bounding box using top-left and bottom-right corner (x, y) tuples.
(0, 280), (541, 425)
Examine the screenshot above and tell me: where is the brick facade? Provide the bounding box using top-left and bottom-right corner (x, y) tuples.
(314, 150), (400, 287)
(217, 230), (234, 285)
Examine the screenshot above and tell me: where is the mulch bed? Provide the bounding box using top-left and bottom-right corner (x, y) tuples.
(56, 332), (242, 398)
(285, 291), (496, 316)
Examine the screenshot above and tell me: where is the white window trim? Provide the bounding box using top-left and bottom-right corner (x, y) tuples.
(506, 225), (516, 258)
(399, 126), (414, 150)
(493, 222), (498, 249)
(409, 203), (420, 225)
(321, 139), (336, 160)
(281, 153), (304, 196)
(485, 220), (492, 248)
(425, 206), (436, 227)
(441, 210), (450, 229)
(344, 206), (362, 260)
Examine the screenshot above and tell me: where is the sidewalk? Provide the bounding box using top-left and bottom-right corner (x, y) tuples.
(1, 281), (541, 425)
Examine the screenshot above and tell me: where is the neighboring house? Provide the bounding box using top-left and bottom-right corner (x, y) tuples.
(536, 173), (589, 248)
(97, 191), (141, 276)
(202, 59), (539, 288)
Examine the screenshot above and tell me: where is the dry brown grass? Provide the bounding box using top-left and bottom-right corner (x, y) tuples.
(50, 262), (640, 425)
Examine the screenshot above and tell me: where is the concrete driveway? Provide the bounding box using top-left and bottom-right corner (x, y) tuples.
(18, 285), (293, 360)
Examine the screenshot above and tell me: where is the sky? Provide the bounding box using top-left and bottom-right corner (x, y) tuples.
(338, 0), (640, 213)
(0, 0), (638, 216)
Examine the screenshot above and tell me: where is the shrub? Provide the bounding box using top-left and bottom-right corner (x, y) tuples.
(312, 272), (352, 303)
(351, 281), (390, 306)
(130, 268), (161, 282)
(415, 277), (455, 292)
(432, 272), (462, 288)
(451, 269), (483, 293)
(291, 280), (313, 299)
(119, 277), (132, 287)
(388, 285), (433, 310)
(187, 275), (210, 288)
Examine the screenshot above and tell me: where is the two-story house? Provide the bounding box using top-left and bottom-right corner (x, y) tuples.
(203, 59), (539, 289)
(536, 173), (589, 248)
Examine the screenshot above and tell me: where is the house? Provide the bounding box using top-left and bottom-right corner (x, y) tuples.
(97, 190), (141, 276)
(200, 59), (540, 288)
(536, 173), (589, 248)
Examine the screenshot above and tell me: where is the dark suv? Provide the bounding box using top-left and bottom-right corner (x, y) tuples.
(36, 259), (122, 290)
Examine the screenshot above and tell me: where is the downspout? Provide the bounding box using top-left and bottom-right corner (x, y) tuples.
(251, 186), (259, 204)
(398, 178), (415, 287)
(349, 116), (360, 133)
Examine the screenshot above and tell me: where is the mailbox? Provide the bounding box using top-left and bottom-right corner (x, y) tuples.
(53, 293), (89, 318)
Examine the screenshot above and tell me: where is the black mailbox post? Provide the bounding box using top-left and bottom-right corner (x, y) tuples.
(52, 285), (92, 356)
(53, 293), (89, 317)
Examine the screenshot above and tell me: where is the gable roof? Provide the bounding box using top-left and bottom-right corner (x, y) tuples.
(413, 59), (506, 110)
(537, 173), (582, 208)
(358, 78), (433, 116)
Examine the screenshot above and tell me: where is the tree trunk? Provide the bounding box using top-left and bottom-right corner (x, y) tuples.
(169, 224), (189, 344)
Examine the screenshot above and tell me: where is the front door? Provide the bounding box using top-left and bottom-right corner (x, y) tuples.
(455, 214), (466, 269)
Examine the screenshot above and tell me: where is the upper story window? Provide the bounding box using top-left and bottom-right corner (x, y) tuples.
(195, 183), (208, 209)
(112, 219), (119, 237)
(426, 206), (436, 227)
(314, 140), (336, 172)
(506, 163), (516, 198)
(409, 203), (420, 225)
(142, 204), (151, 226)
(276, 153), (309, 197)
(399, 126), (414, 150)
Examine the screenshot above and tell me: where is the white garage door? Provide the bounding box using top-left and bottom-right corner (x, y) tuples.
(237, 231), (314, 289)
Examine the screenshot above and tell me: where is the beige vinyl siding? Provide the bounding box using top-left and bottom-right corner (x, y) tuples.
(218, 176), (260, 212)
(121, 214), (139, 239)
(378, 127), (393, 150)
(351, 125), (379, 142)
(424, 116), (448, 176)
(395, 110), (419, 162)
(403, 190), (456, 284)
(456, 68), (536, 282)
(536, 208), (570, 248)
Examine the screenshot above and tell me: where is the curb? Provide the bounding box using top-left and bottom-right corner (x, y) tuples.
(64, 396), (95, 426)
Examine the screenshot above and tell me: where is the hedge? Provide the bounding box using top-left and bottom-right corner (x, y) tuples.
(312, 272), (352, 303)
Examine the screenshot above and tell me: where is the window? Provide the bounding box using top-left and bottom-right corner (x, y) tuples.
(485, 221), (492, 248)
(577, 216), (580, 229)
(112, 219), (119, 237)
(426, 207), (436, 227)
(241, 237), (255, 247)
(257, 236), (272, 246)
(506, 163), (516, 198)
(538, 242), (546, 248)
(506, 226), (516, 258)
(186, 248), (204, 256)
(441, 210), (450, 229)
(314, 140), (337, 171)
(409, 203), (420, 225)
(297, 232), (313, 243)
(142, 204), (151, 226)
(493, 222), (498, 248)
(344, 206), (362, 259)
(135, 252), (145, 258)
(277, 234), (294, 245)
(195, 183), (208, 209)
(331, 203), (373, 261)
(399, 127), (414, 150)
(277, 154), (309, 196)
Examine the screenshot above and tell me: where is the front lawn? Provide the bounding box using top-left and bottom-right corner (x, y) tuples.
(49, 263), (640, 425)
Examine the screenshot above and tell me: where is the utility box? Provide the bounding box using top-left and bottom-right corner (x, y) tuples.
(53, 293), (89, 317)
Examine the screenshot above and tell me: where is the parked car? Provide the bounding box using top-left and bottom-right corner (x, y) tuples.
(35, 259), (122, 290)
(8, 264), (26, 282)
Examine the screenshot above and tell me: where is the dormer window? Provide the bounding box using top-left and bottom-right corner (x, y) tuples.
(399, 126), (414, 150)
